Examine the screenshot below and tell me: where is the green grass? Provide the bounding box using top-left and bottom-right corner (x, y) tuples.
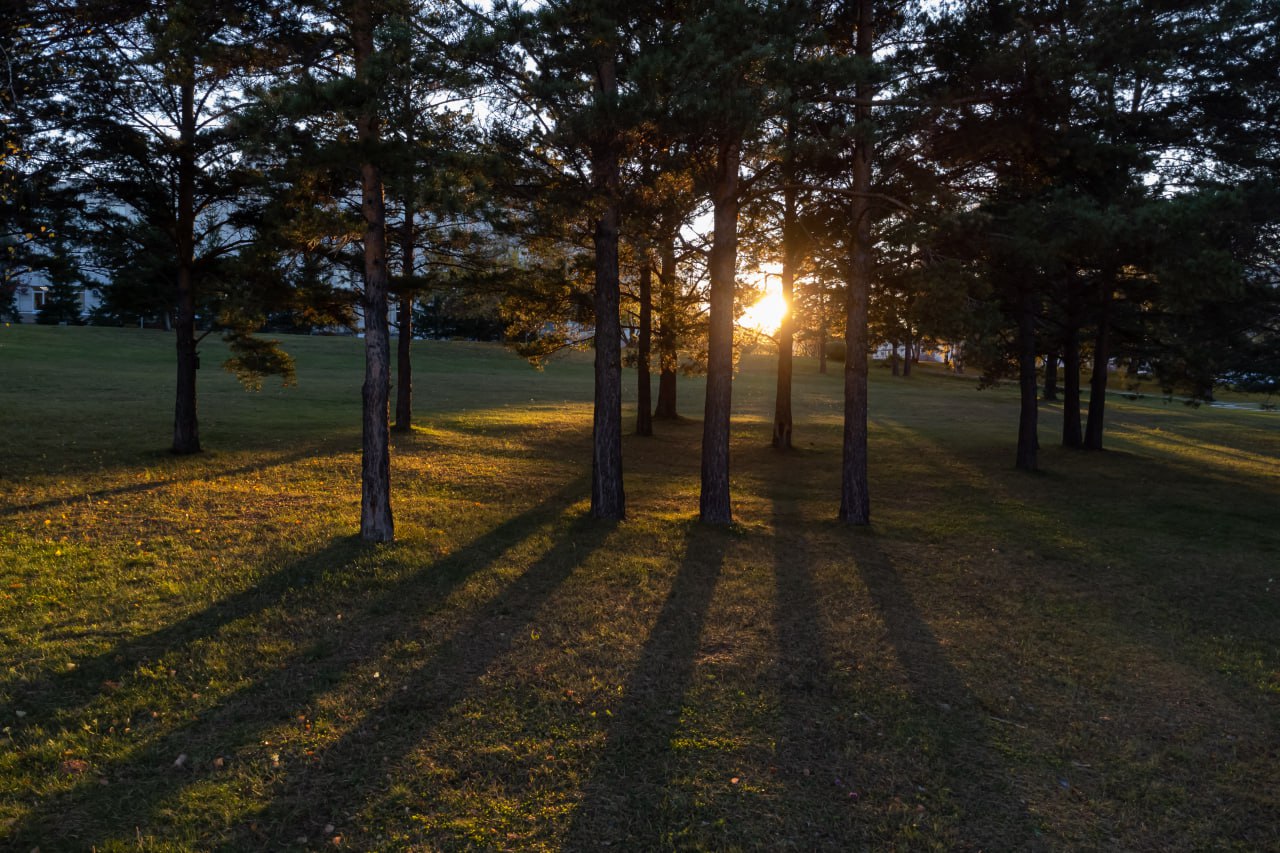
(1, 323), (1277, 851)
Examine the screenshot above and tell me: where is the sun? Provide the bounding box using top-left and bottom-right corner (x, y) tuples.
(740, 291), (788, 334)
(739, 267), (788, 334)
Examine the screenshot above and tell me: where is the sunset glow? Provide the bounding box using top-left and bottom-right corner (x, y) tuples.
(739, 290), (788, 334)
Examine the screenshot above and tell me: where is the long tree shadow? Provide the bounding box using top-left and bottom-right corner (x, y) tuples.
(3, 478), (591, 849)
(2, 537), (356, 719)
(560, 523), (729, 850)
(852, 535), (1044, 851)
(2, 475), (589, 721)
(766, 481), (856, 848)
(877, 414), (1280, 684)
(0, 443), (336, 519)
(210, 510), (616, 850)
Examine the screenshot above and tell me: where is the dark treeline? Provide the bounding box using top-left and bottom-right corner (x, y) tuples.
(3, 0), (1276, 539)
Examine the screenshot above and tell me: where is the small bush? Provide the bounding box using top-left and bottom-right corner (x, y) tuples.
(825, 340), (846, 362)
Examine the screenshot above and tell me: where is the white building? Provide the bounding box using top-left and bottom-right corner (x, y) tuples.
(11, 278), (102, 324)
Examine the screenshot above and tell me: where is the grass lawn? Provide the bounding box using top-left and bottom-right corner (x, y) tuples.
(1, 324), (1277, 851)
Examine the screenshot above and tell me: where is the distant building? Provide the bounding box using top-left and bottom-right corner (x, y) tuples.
(11, 278), (101, 324)
(872, 341), (954, 364)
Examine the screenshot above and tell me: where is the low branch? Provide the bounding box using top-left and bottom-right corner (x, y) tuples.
(788, 183), (916, 216)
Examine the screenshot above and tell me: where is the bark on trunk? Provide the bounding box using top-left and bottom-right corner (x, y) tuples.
(817, 294), (828, 375)
(636, 253), (653, 437)
(700, 136), (740, 524)
(1015, 288), (1039, 471)
(653, 238), (679, 419)
(838, 0), (873, 525)
(890, 341), (900, 376)
(355, 0), (394, 542)
(655, 366), (678, 418)
(1062, 330), (1082, 448)
(172, 78), (200, 455)
(394, 207), (414, 432)
(1043, 349), (1059, 401)
(772, 146), (797, 450)
(1084, 284), (1113, 450)
(902, 334), (913, 377)
(590, 54), (625, 520)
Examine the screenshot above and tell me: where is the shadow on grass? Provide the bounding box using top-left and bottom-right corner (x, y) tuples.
(3, 478), (592, 849)
(877, 414), (1280, 683)
(851, 535), (1043, 851)
(1, 535), (360, 719)
(209, 509), (616, 850)
(766, 482), (854, 847)
(560, 523), (729, 850)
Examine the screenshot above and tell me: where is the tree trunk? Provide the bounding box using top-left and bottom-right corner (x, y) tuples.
(590, 54), (625, 520)
(172, 78), (200, 455)
(354, 0), (394, 543)
(1015, 287), (1038, 471)
(394, 206), (414, 432)
(839, 0), (873, 525)
(1084, 284), (1114, 450)
(653, 237), (679, 419)
(817, 289), (828, 374)
(772, 142), (797, 450)
(636, 253), (653, 437)
(890, 341), (900, 376)
(902, 333), (913, 377)
(700, 136), (740, 525)
(1043, 348), (1059, 401)
(1062, 330), (1082, 448)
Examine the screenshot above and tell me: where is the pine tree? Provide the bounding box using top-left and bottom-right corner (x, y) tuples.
(912, 0), (1277, 457)
(666, 0), (774, 524)
(349, 0), (397, 541)
(1, 1), (84, 324)
(379, 7), (480, 434)
(60, 0), (304, 454)
(469, 0), (678, 520)
(241, 0), (475, 540)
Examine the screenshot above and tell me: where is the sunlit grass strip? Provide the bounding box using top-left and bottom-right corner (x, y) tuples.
(1109, 422), (1280, 480)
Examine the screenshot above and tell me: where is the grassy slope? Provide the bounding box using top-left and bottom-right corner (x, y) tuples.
(0, 324), (1277, 851)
